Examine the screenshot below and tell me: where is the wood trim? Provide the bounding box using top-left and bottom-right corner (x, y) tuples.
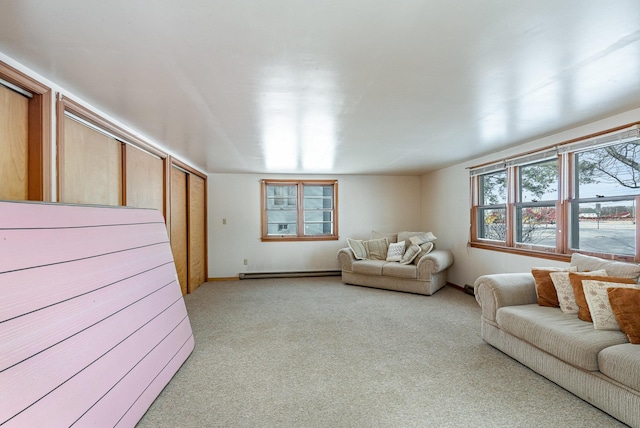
(55, 97), (66, 202)
(58, 95), (167, 159)
(469, 121), (640, 171)
(261, 179), (339, 241)
(170, 156), (207, 180)
(0, 60), (52, 201)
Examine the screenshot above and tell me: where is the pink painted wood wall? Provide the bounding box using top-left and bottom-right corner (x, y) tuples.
(0, 201), (194, 427)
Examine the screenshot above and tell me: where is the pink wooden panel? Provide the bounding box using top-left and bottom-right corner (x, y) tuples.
(114, 334), (195, 427)
(2, 263), (177, 370)
(1, 244), (174, 322)
(0, 200), (162, 229)
(0, 223), (169, 273)
(0, 201), (194, 427)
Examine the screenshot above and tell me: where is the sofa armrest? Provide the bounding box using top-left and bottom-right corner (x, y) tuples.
(416, 249), (453, 278)
(473, 273), (537, 325)
(337, 248), (356, 271)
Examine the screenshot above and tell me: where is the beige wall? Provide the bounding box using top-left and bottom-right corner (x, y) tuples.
(421, 107), (640, 288)
(208, 174), (422, 278)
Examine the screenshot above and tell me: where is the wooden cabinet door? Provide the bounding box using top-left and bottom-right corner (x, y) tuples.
(188, 173), (206, 293)
(170, 166), (188, 295)
(0, 84), (29, 200)
(124, 144), (164, 213)
(60, 116), (122, 205)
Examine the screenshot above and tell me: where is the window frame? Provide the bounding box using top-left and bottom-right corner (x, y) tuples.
(470, 123), (640, 263)
(261, 179), (339, 242)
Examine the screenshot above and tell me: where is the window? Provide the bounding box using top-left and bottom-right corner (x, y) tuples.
(470, 124), (640, 262)
(261, 179), (338, 241)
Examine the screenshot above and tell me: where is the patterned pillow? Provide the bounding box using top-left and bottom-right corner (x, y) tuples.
(386, 241), (406, 262)
(531, 267), (577, 307)
(409, 232), (437, 246)
(582, 280), (640, 330)
(363, 237), (389, 261)
(608, 288), (640, 344)
(569, 273), (636, 322)
(347, 238), (367, 260)
(549, 269), (607, 314)
(413, 242), (435, 265)
(400, 244), (421, 264)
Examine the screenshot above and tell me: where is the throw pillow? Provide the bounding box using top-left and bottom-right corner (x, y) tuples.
(386, 241), (406, 262)
(582, 280), (640, 330)
(371, 230), (398, 244)
(549, 269), (607, 314)
(569, 273), (636, 322)
(608, 288), (640, 344)
(400, 244), (421, 265)
(363, 237), (389, 261)
(347, 238), (367, 260)
(409, 232), (438, 246)
(531, 267), (577, 307)
(413, 241), (435, 265)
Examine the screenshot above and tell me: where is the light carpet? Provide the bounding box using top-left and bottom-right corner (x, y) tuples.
(137, 277), (626, 427)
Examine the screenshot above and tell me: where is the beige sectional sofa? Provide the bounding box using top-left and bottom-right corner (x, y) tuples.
(474, 253), (640, 427)
(337, 231), (454, 295)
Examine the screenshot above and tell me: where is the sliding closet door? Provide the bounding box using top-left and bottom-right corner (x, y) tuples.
(59, 116), (122, 205)
(124, 144), (165, 213)
(0, 84), (29, 200)
(188, 173), (206, 293)
(171, 166), (189, 295)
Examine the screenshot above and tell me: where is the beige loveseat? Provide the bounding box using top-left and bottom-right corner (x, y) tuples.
(337, 231), (454, 295)
(474, 253), (640, 426)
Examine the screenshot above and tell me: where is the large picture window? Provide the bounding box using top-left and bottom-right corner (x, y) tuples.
(261, 179), (338, 241)
(470, 124), (640, 262)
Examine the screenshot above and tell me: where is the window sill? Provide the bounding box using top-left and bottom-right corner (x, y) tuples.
(261, 235), (339, 242)
(469, 241), (571, 262)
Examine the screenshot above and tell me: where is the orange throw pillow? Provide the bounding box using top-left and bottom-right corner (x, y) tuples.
(532, 268), (575, 307)
(569, 273), (636, 322)
(608, 288), (640, 344)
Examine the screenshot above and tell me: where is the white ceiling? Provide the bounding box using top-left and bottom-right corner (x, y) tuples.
(1, 1), (640, 175)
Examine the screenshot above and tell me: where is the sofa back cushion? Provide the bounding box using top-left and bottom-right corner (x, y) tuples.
(570, 253), (640, 280)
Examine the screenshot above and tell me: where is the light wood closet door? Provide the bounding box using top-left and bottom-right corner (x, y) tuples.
(60, 116), (122, 205)
(171, 166), (188, 296)
(125, 144), (164, 213)
(0, 85), (29, 200)
(188, 173), (206, 293)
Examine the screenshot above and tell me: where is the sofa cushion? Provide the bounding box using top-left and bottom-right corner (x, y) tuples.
(549, 269), (607, 314)
(352, 260), (385, 276)
(386, 241), (406, 262)
(571, 252), (640, 280)
(582, 280), (640, 330)
(363, 238), (389, 260)
(347, 238), (367, 260)
(382, 262), (418, 279)
(408, 232), (437, 245)
(400, 244), (421, 264)
(532, 266), (577, 308)
(496, 304), (628, 371)
(371, 230), (398, 244)
(598, 344), (640, 391)
(413, 241), (435, 264)
(608, 287), (640, 344)
(569, 273), (636, 322)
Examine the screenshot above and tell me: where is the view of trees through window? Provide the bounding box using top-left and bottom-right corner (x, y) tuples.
(475, 135), (640, 258)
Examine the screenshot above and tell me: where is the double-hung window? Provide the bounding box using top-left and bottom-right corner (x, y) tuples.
(470, 123), (640, 261)
(261, 179), (338, 241)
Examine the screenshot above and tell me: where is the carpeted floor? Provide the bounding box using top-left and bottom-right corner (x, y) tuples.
(137, 277), (626, 427)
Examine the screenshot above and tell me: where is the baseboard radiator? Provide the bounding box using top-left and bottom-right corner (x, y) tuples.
(239, 270), (341, 279)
